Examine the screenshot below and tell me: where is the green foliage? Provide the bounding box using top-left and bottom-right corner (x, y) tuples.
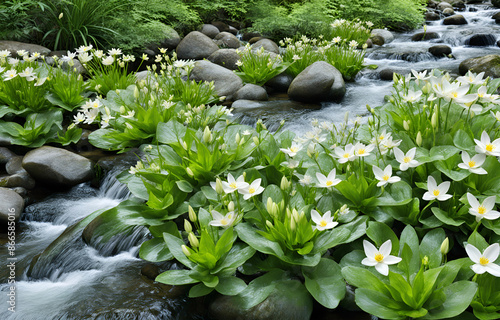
(0, 0), (46, 41)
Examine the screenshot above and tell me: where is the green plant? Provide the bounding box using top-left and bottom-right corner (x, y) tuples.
(47, 60), (90, 111)
(327, 18), (373, 44)
(0, 0), (46, 41)
(322, 40), (367, 81)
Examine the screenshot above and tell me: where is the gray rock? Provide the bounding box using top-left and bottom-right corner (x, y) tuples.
(22, 146), (94, 187)
(209, 280), (313, 320)
(425, 11), (441, 21)
(442, 8), (455, 16)
(214, 32), (241, 49)
(235, 84), (268, 101)
(200, 24), (220, 39)
(176, 31), (219, 60)
(252, 39), (279, 54)
(12, 187), (27, 197)
(208, 49), (241, 70)
(0, 40), (50, 58)
(429, 45), (452, 57)
(0, 172), (35, 189)
(411, 32), (440, 41)
(0, 147), (16, 166)
(492, 12), (500, 20)
(443, 14), (467, 25)
(6, 156), (26, 175)
(370, 35), (385, 46)
(190, 60), (243, 100)
(231, 99), (321, 112)
(228, 26), (239, 36)
(365, 39), (373, 48)
(379, 68), (409, 81)
(158, 26), (181, 51)
(211, 21), (230, 33)
(288, 61), (345, 103)
(493, 0), (500, 8)
(465, 34), (497, 46)
(242, 32), (261, 42)
(437, 2), (453, 11)
(371, 29), (394, 44)
(459, 54), (500, 78)
(265, 73), (294, 92)
(0, 187), (24, 223)
(0, 136), (12, 147)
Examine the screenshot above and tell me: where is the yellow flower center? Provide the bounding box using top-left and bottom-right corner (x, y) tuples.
(468, 160), (476, 168)
(229, 182), (237, 189)
(382, 175), (390, 181)
(433, 189), (440, 196)
(343, 153), (349, 158)
(478, 206), (486, 214)
(479, 257), (489, 265)
(374, 253), (384, 262)
(452, 92), (458, 98)
(486, 144), (494, 152)
(379, 136), (385, 140)
(403, 156), (411, 163)
(290, 147), (298, 153)
(320, 220), (327, 227)
(326, 181), (333, 186)
(478, 93), (484, 98)
(221, 218), (228, 225)
(358, 149), (366, 155)
(249, 187), (255, 194)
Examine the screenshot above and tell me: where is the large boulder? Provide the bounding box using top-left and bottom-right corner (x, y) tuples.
(0, 172), (35, 189)
(157, 25), (181, 51)
(214, 32), (241, 49)
(411, 32), (440, 41)
(287, 61), (346, 103)
(437, 2), (453, 11)
(176, 31), (219, 60)
(0, 187), (24, 223)
(443, 14), (467, 25)
(265, 73), (294, 92)
(208, 49), (241, 70)
(371, 29), (394, 44)
(459, 55), (500, 78)
(465, 34), (497, 46)
(0, 41), (51, 57)
(425, 11), (441, 21)
(22, 146), (94, 187)
(0, 147), (15, 166)
(235, 84), (268, 101)
(442, 8), (455, 16)
(190, 60), (243, 100)
(199, 24), (220, 39)
(251, 39), (279, 54)
(429, 44), (452, 57)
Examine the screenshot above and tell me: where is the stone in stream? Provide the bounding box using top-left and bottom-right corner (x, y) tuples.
(190, 60), (243, 100)
(235, 84), (268, 101)
(287, 61), (346, 103)
(465, 34), (497, 46)
(437, 2), (453, 11)
(176, 31), (219, 60)
(0, 172), (36, 189)
(211, 21), (230, 33)
(6, 156), (26, 175)
(0, 40), (51, 57)
(370, 35), (385, 46)
(371, 29), (394, 43)
(22, 146), (94, 187)
(459, 54), (500, 78)
(208, 49), (241, 70)
(425, 11), (441, 21)
(429, 44), (452, 57)
(251, 39), (280, 54)
(442, 8), (455, 16)
(265, 73), (294, 92)
(214, 32), (241, 49)
(443, 14), (468, 25)
(0, 147), (16, 166)
(242, 32), (262, 42)
(492, 11), (500, 24)
(199, 24), (220, 38)
(0, 187), (24, 223)
(411, 32), (440, 41)
(493, 0), (500, 8)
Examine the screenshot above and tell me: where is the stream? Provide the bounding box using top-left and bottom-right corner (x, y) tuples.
(1, 2), (500, 319)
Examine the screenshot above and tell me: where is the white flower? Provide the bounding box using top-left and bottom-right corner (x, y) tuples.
(349, 40), (358, 48)
(102, 55), (114, 66)
(457, 71), (485, 86)
(0, 50), (11, 58)
(3, 69), (17, 81)
(108, 48), (122, 56)
(292, 54), (301, 61)
(422, 176), (452, 201)
(332, 36), (341, 44)
(299, 174), (313, 186)
(457, 151), (487, 175)
(402, 89), (423, 103)
(209, 210), (237, 228)
(372, 165), (400, 187)
(34, 77), (47, 86)
(467, 193), (500, 222)
(122, 111), (135, 119)
(75, 45), (92, 55)
(280, 143), (302, 157)
(394, 147), (419, 171)
(334, 143), (356, 163)
(465, 243), (500, 277)
(361, 240), (402, 276)
(73, 112), (86, 124)
(221, 173), (249, 194)
(19, 67), (36, 81)
(316, 169), (341, 188)
(311, 210), (338, 231)
(475, 131), (500, 156)
(78, 52), (93, 63)
(239, 178), (265, 200)
(354, 142), (374, 157)
(411, 69), (430, 83)
(61, 51), (76, 62)
(16, 49), (28, 57)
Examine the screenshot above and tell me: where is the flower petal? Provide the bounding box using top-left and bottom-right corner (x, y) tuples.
(383, 255), (402, 265)
(483, 243), (500, 262)
(363, 240), (378, 258)
(379, 239), (392, 256)
(465, 244), (482, 263)
(375, 262), (389, 276)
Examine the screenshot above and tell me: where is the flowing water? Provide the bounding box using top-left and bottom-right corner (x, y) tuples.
(2, 3), (500, 319)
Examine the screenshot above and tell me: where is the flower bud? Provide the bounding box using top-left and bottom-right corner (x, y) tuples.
(403, 120), (410, 131)
(188, 232), (199, 248)
(416, 131), (422, 147)
(181, 245), (191, 257)
(186, 167), (194, 177)
(184, 219), (192, 233)
(58, 12), (63, 19)
(188, 205), (197, 222)
(393, 73), (399, 85)
(182, 140), (188, 150)
(215, 178), (224, 194)
(133, 86), (139, 99)
(280, 176), (290, 190)
(431, 112), (438, 129)
(267, 197), (274, 214)
(422, 255), (429, 267)
(344, 111), (349, 123)
(253, 136), (260, 146)
(292, 208), (299, 222)
(203, 126), (212, 143)
(290, 218), (296, 231)
(228, 201), (235, 212)
(440, 237), (449, 255)
(266, 220), (274, 229)
(235, 133), (241, 145)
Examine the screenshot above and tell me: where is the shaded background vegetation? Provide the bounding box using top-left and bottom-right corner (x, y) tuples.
(0, 0), (426, 51)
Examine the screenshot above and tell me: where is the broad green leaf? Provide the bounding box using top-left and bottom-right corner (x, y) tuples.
(215, 276), (247, 296)
(157, 120), (187, 145)
(423, 281), (478, 319)
(429, 145), (460, 161)
(139, 237), (173, 262)
(354, 288), (407, 320)
(467, 230), (489, 252)
(420, 228), (446, 269)
(235, 222), (284, 257)
(155, 269), (198, 285)
(176, 180), (193, 193)
(233, 269), (285, 309)
(302, 258), (346, 308)
(366, 221), (399, 255)
(341, 266), (390, 296)
(163, 232), (196, 269)
(389, 271), (417, 309)
(453, 129), (474, 152)
(189, 283), (214, 297)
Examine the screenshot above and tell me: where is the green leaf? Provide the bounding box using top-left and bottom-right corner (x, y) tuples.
(341, 266), (390, 296)
(214, 227), (235, 259)
(467, 230), (489, 252)
(429, 145), (460, 161)
(162, 232), (196, 269)
(212, 243), (255, 274)
(302, 258), (345, 308)
(389, 271), (417, 309)
(235, 222), (284, 257)
(233, 269), (285, 309)
(157, 120), (187, 145)
(423, 281), (478, 319)
(431, 207), (465, 227)
(155, 269), (198, 285)
(215, 276), (247, 296)
(420, 228), (446, 269)
(262, 184), (283, 204)
(139, 237), (173, 262)
(366, 221), (399, 255)
(354, 288), (407, 320)
(176, 180), (193, 193)
(454, 129), (475, 152)
(189, 283), (214, 297)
